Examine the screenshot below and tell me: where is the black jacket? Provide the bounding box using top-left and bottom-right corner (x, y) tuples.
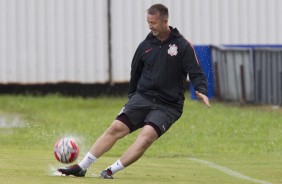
(128, 27), (207, 111)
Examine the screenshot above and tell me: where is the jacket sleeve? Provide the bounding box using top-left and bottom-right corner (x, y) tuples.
(128, 43), (143, 98)
(181, 41), (208, 96)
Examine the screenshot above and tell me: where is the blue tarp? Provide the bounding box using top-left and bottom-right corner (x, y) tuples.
(190, 45), (214, 99)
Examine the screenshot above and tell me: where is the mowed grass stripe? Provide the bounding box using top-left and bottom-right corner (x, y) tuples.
(188, 158), (272, 184)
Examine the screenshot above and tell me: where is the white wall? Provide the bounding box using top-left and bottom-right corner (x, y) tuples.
(0, 0), (108, 84)
(0, 0), (281, 83)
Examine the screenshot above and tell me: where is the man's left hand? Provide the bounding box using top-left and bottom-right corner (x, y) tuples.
(196, 91), (211, 108)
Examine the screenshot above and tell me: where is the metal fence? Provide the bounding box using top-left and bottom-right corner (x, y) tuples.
(212, 46), (282, 106)
(253, 48), (282, 106)
(212, 46), (254, 103)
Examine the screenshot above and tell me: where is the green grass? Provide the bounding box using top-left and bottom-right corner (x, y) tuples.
(0, 95), (281, 184)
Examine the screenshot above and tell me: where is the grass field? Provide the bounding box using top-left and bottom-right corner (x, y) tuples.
(0, 95), (281, 184)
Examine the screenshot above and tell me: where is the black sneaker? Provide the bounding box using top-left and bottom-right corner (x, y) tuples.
(57, 164), (86, 177)
(100, 169), (113, 179)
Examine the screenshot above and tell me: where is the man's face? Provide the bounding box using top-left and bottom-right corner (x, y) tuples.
(147, 13), (167, 37)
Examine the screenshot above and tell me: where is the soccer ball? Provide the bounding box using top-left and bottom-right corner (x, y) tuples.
(54, 137), (79, 164)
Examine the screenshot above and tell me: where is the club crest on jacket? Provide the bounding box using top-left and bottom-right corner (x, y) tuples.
(168, 44), (178, 56)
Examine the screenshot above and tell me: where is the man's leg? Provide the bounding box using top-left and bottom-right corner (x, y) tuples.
(89, 120), (131, 158)
(101, 124), (158, 178)
(58, 120), (130, 176)
(120, 124), (158, 166)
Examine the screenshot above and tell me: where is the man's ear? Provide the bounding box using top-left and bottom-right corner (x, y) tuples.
(163, 19), (168, 24)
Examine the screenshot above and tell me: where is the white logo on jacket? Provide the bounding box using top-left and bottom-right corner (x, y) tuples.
(167, 44), (178, 56)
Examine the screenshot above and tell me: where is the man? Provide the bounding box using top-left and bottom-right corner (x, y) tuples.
(58, 3), (210, 179)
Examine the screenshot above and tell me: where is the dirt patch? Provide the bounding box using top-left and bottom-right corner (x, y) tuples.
(0, 115), (25, 128)
(211, 99), (282, 113)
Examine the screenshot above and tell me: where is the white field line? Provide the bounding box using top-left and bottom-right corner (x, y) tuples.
(188, 158), (272, 184)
